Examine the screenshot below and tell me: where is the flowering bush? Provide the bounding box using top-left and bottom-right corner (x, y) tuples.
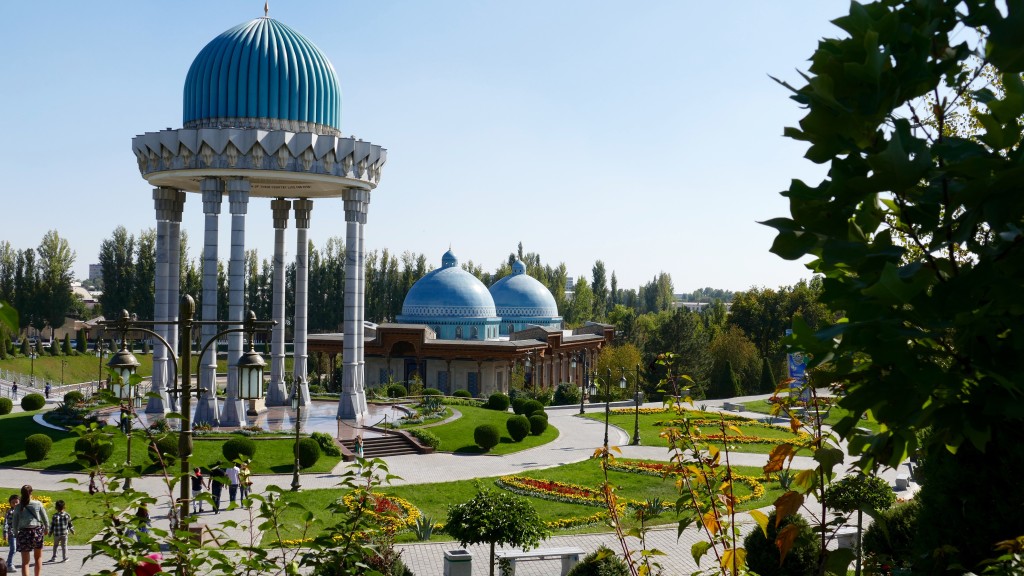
(606, 459), (769, 505)
(340, 492), (421, 534)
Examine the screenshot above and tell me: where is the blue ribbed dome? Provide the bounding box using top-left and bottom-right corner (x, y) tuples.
(489, 260), (559, 318)
(183, 17), (342, 135)
(398, 251), (497, 320)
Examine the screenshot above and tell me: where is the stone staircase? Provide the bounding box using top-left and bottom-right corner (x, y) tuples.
(340, 433), (423, 458)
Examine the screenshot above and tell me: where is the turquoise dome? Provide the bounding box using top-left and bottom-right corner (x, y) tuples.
(398, 251), (498, 321)
(183, 17), (342, 135)
(490, 260), (559, 318)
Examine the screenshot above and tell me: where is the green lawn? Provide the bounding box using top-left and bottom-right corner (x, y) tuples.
(264, 460), (788, 544)
(0, 485), (128, 546)
(409, 405), (557, 455)
(584, 408), (809, 454)
(0, 411), (339, 474)
(0, 354), (295, 387)
(741, 399), (883, 434)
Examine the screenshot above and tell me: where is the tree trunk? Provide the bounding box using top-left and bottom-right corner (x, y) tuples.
(490, 541), (496, 576)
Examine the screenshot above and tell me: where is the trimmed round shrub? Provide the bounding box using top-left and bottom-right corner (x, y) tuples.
(21, 393), (46, 411)
(863, 499), (921, 567)
(486, 393), (510, 411)
(532, 410), (548, 420)
(63, 391), (86, 406)
(825, 473), (896, 514)
(744, 509), (819, 576)
(565, 546), (630, 576)
(386, 383), (408, 398)
(75, 436), (114, 466)
(422, 388), (442, 396)
(0, 397), (12, 415)
(310, 431), (341, 457)
(506, 415), (530, 442)
(24, 434), (53, 462)
(529, 414), (549, 436)
(298, 437), (322, 468)
(473, 424), (500, 450)
(409, 428), (440, 449)
(148, 434), (180, 464)
(552, 382), (581, 406)
(511, 397), (529, 415)
(222, 437), (258, 463)
(523, 399), (544, 417)
(452, 389), (472, 398)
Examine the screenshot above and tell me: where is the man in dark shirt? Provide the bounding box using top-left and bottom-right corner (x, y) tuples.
(190, 467), (207, 514)
(208, 462), (226, 514)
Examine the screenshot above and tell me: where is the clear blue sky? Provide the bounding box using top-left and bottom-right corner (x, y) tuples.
(1, 1), (848, 293)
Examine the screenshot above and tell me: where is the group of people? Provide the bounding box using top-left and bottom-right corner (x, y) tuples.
(190, 460), (252, 514)
(2, 485), (73, 576)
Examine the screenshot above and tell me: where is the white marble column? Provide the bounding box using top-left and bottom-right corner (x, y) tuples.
(147, 187), (175, 414)
(166, 190), (186, 412)
(292, 199), (312, 407)
(220, 178), (249, 427)
(194, 179), (222, 425)
(338, 188), (369, 419)
(355, 192), (370, 409)
(266, 198), (290, 406)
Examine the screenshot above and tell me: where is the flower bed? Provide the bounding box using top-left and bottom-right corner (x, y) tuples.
(606, 459), (769, 505)
(495, 475), (635, 509)
(653, 418), (812, 447)
(340, 492), (421, 534)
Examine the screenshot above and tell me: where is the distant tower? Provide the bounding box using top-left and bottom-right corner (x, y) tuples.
(131, 15), (385, 424)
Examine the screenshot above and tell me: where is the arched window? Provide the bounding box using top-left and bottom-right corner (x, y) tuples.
(471, 326), (479, 340)
(455, 326), (463, 340)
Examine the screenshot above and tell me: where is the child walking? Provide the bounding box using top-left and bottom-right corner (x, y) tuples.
(47, 500), (73, 563)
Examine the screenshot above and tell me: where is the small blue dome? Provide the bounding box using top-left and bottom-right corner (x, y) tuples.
(490, 260), (559, 318)
(183, 18), (342, 135)
(399, 251), (498, 320)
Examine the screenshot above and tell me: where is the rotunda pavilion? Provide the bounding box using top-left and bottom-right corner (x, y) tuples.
(131, 13), (384, 425)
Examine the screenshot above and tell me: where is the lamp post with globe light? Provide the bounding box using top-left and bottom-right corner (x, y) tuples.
(103, 297), (272, 539)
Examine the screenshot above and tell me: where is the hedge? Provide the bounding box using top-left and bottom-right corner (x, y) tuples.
(473, 424), (500, 451)
(222, 437), (258, 463)
(298, 437), (321, 468)
(25, 434), (53, 462)
(486, 393), (510, 411)
(21, 393), (46, 411)
(528, 414), (548, 436)
(0, 397), (11, 415)
(506, 415), (530, 442)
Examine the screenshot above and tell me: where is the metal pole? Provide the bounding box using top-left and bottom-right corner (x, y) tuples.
(603, 368), (611, 457)
(179, 295), (195, 541)
(578, 353), (586, 415)
(631, 364), (641, 446)
(291, 389), (302, 491)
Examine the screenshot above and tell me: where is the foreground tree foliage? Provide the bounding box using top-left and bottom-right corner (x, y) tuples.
(767, 0), (1024, 571)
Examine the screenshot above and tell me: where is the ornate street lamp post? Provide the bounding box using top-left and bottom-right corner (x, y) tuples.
(102, 299), (273, 554)
(95, 339), (109, 396)
(107, 342), (141, 489)
(589, 368), (626, 461)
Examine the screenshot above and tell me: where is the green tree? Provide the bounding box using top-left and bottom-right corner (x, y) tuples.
(62, 333), (72, 356)
(590, 260), (608, 321)
(37, 230), (76, 340)
(565, 276), (595, 326)
(76, 328), (87, 353)
(445, 486), (548, 576)
(708, 325), (761, 393)
(758, 357), (777, 394)
(98, 227), (136, 319)
(134, 228), (156, 319)
(767, 0), (1024, 570)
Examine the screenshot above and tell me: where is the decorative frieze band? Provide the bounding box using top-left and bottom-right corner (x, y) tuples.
(132, 128), (386, 186)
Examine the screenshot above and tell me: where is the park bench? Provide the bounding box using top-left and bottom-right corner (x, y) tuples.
(836, 525), (860, 549)
(721, 402), (744, 412)
(496, 547), (584, 576)
(895, 473), (911, 490)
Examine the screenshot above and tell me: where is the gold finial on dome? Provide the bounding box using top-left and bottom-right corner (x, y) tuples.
(264, 1), (269, 17)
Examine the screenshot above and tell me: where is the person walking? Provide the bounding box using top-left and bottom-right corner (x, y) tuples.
(238, 462), (251, 500)
(47, 501), (73, 563)
(3, 495), (17, 569)
(10, 384), (16, 398)
(190, 468), (207, 514)
(43, 384), (50, 400)
(13, 485), (48, 576)
(354, 434), (364, 459)
(225, 462), (241, 505)
(209, 463), (225, 514)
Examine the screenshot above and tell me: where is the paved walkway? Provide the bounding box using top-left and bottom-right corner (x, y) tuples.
(1, 393), (918, 575)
